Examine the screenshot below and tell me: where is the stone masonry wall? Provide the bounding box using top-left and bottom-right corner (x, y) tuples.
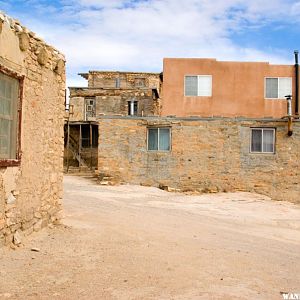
(87, 72), (161, 90)
(98, 117), (300, 203)
(69, 88), (160, 121)
(0, 13), (65, 246)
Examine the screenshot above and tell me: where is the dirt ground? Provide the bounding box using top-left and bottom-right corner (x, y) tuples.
(0, 176), (300, 300)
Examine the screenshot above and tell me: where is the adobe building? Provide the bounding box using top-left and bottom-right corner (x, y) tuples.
(162, 58), (296, 118)
(96, 57), (300, 203)
(65, 71), (162, 171)
(0, 12), (65, 246)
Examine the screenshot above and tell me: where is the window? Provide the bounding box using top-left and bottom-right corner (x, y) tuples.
(250, 128), (275, 153)
(265, 77), (292, 99)
(148, 128), (170, 151)
(115, 77), (120, 88)
(85, 97), (95, 118)
(0, 72), (19, 160)
(184, 75), (212, 96)
(128, 101), (138, 116)
(135, 78), (145, 87)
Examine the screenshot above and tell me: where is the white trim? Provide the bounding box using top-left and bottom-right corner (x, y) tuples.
(250, 128), (275, 154)
(184, 75), (212, 97)
(147, 127), (171, 152)
(264, 77), (292, 99)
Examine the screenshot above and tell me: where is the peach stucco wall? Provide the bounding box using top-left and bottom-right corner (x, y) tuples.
(162, 58), (295, 118)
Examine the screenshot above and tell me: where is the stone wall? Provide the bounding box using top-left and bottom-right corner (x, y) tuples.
(0, 13), (65, 246)
(98, 117), (300, 203)
(69, 88), (160, 121)
(87, 71), (161, 90)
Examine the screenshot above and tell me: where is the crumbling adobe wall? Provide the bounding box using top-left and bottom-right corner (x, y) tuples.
(69, 88), (160, 121)
(98, 117), (300, 203)
(0, 13), (65, 246)
(87, 72), (161, 90)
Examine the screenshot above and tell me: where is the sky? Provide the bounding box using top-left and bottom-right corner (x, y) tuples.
(1, 0), (300, 87)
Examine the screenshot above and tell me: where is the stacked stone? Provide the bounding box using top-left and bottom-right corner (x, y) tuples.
(0, 12), (65, 246)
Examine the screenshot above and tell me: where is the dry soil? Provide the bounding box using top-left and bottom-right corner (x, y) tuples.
(0, 175), (300, 299)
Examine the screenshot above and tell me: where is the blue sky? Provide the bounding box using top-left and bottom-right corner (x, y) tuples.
(1, 0), (300, 87)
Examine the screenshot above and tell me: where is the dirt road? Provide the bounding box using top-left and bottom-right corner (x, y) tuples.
(0, 175), (300, 299)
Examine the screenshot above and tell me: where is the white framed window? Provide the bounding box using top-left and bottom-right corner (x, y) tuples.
(265, 77), (292, 99)
(184, 75), (212, 96)
(147, 127), (170, 151)
(250, 128), (275, 153)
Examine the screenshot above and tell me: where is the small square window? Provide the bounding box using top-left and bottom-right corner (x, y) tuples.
(148, 127), (170, 151)
(250, 128), (275, 153)
(184, 75), (212, 96)
(265, 77), (292, 99)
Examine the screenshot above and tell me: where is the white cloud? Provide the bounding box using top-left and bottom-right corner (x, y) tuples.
(14, 0), (298, 87)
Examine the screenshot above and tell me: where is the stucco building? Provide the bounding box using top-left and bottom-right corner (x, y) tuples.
(162, 58), (297, 118)
(0, 13), (65, 246)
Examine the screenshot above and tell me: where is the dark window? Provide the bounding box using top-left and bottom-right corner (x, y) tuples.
(148, 128), (170, 151)
(0, 72), (19, 159)
(251, 128), (275, 153)
(128, 101), (138, 116)
(81, 125), (98, 148)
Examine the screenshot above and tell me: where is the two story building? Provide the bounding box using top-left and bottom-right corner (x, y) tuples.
(65, 71), (162, 170)
(67, 56), (300, 203)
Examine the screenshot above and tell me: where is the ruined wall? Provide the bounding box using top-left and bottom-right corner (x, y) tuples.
(69, 88), (160, 121)
(0, 13), (65, 246)
(98, 117), (300, 203)
(87, 71), (161, 90)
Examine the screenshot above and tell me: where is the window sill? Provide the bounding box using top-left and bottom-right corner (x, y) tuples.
(264, 98), (287, 100)
(147, 150), (171, 153)
(249, 152), (275, 155)
(184, 95), (212, 98)
(0, 159), (21, 167)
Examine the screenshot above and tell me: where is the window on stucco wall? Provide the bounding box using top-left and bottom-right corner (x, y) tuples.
(265, 77), (292, 99)
(184, 75), (212, 96)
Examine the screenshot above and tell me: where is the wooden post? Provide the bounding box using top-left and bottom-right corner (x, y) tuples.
(79, 124), (82, 171)
(90, 123), (92, 170)
(66, 121), (70, 173)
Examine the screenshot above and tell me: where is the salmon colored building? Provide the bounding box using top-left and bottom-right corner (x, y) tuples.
(162, 58), (298, 118)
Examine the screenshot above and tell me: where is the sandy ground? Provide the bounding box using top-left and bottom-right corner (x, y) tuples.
(0, 176), (300, 300)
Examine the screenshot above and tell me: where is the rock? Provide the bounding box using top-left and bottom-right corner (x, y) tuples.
(6, 193), (16, 204)
(37, 48), (49, 66)
(18, 32), (30, 51)
(33, 219), (42, 232)
(13, 231), (22, 245)
(31, 247), (40, 252)
(54, 59), (65, 75)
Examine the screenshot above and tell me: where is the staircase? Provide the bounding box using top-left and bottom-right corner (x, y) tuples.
(64, 125), (93, 174)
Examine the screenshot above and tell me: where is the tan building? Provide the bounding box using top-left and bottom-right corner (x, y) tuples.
(95, 56), (300, 203)
(0, 13), (65, 246)
(97, 116), (300, 203)
(65, 71), (162, 171)
(162, 58), (297, 118)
